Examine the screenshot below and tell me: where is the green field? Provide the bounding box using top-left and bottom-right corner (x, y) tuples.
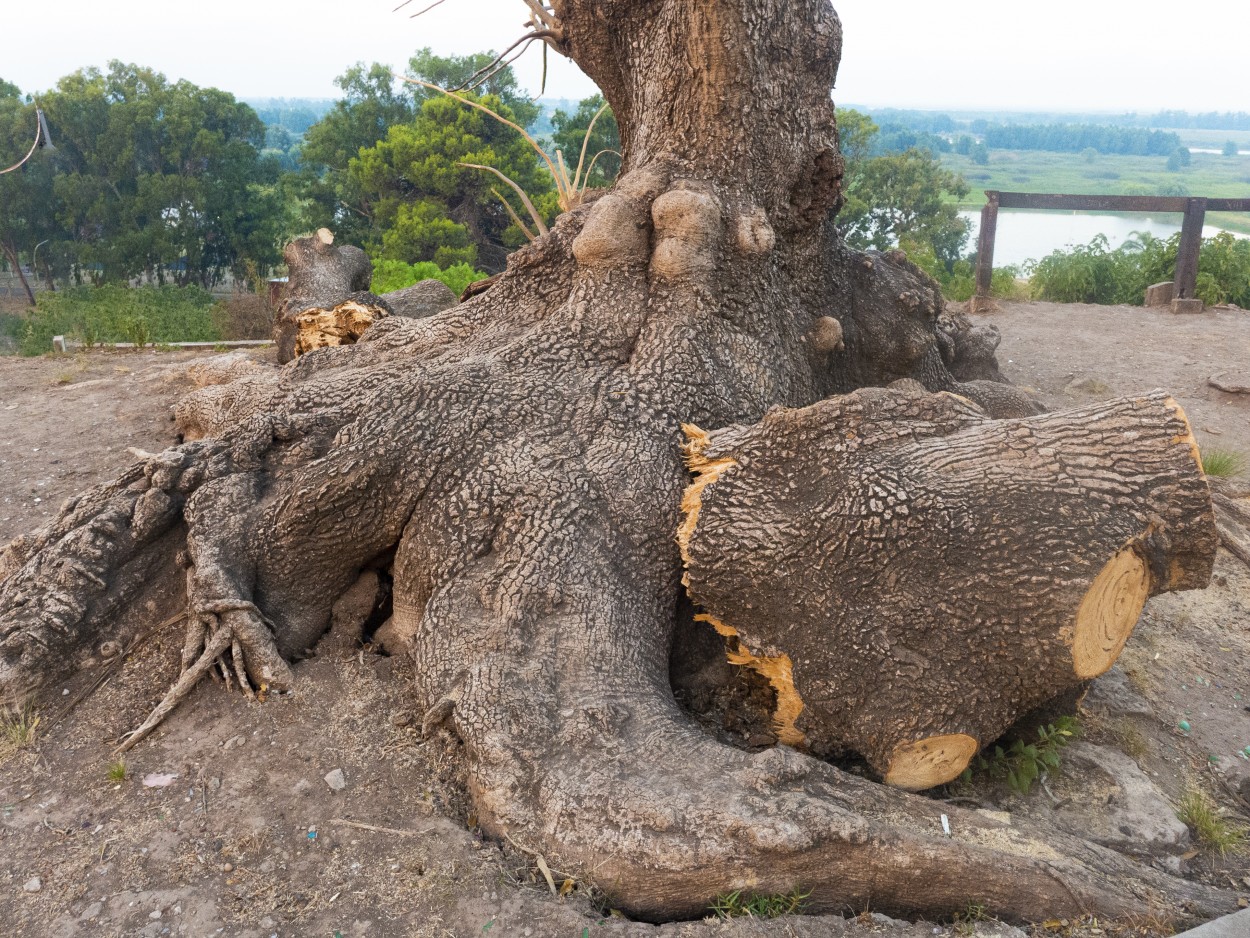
(941, 149), (1250, 234)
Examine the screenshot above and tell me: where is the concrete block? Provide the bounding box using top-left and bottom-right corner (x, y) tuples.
(1144, 281), (1175, 307)
(1171, 297), (1205, 315)
(1172, 908), (1250, 938)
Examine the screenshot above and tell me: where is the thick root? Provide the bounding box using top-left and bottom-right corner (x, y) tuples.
(116, 603), (292, 753)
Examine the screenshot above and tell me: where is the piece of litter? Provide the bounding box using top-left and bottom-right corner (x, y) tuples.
(23, 876), (41, 893)
(142, 773), (178, 788)
(940, 814), (951, 837)
(1178, 720), (1191, 733)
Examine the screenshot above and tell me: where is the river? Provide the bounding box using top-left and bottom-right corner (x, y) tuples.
(958, 209), (1246, 269)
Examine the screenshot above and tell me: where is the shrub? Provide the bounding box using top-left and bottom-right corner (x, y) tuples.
(19, 285), (221, 355)
(1027, 230), (1249, 308)
(370, 259), (489, 298)
(211, 293), (274, 341)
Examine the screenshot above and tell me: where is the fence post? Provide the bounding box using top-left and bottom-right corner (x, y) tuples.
(1174, 197), (1207, 302)
(973, 192), (999, 312)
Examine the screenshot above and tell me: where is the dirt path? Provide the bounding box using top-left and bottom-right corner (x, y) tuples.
(1, 303), (1249, 937)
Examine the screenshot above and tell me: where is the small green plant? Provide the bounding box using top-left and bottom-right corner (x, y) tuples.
(1202, 448), (1246, 479)
(1, 703), (41, 760)
(1177, 787), (1247, 856)
(962, 716), (1080, 795)
(123, 316), (151, 349)
(710, 887), (810, 919)
(107, 759), (128, 782)
(953, 901), (992, 936)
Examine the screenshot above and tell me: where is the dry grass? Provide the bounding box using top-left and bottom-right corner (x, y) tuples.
(1, 702), (41, 761)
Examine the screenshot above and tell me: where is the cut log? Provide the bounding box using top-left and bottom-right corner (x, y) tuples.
(680, 386), (1216, 789)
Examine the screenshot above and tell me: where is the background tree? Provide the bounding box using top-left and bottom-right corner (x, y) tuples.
(837, 108), (971, 266)
(297, 51), (542, 252)
(550, 94), (620, 187)
(347, 92), (557, 271)
(1223, 139), (1240, 157)
(0, 86), (60, 301)
(24, 62), (284, 287)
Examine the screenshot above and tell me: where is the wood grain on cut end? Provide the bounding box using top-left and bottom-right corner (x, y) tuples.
(698, 614), (807, 747)
(884, 734), (979, 791)
(1071, 547), (1151, 679)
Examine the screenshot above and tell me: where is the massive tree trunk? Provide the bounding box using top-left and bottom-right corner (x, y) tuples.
(0, 0), (1232, 926)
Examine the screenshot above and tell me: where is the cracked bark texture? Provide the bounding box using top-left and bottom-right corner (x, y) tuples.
(0, 0), (1233, 925)
(680, 387), (1216, 788)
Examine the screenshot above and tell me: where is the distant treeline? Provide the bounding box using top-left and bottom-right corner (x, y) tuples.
(243, 97), (336, 136)
(981, 124), (1182, 156)
(860, 107), (1250, 139)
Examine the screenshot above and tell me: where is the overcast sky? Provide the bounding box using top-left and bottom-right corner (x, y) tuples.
(4, 0), (1248, 113)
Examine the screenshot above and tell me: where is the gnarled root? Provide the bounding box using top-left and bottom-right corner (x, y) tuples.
(116, 602), (291, 753)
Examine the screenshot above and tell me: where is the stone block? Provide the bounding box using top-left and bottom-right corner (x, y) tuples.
(1171, 297), (1205, 315)
(1144, 281), (1175, 307)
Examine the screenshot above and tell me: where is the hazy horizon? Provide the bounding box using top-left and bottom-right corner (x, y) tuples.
(3, 0), (1248, 113)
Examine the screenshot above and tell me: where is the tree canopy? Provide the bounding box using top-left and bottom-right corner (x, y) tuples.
(1, 64), (284, 288)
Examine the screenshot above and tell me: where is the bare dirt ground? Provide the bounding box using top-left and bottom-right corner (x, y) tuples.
(1, 301), (1249, 937)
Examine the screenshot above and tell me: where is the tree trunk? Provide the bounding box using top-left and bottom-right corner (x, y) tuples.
(680, 386), (1216, 788)
(1, 238), (36, 307)
(0, 0), (1234, 926)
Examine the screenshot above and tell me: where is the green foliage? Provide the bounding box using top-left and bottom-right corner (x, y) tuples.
(296, 50), (540, 252)
(1177, 787), (1247, 855)
(106, 760), (128, 782)
(970, 142), (990, 166)
(983, 123), (1181, 156)
(1201, 448), (1246, 479)
(1166, 147), (1192, 172)
(550, 96), (620, 188)
(1223, 140), (1240, 157)
(1028, 230), (1250, 308)
(348, 92), (557, 271)
(837, 109), (971, 267)
(19, 285), (220, 355)
(710, 888), (810, 919)
(370, 258), (487, 297)
(962, 717), (1080, 796)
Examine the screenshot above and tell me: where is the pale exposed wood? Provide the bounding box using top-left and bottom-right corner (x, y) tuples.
(1071, 547), (1151, 679)
(885, 734), (979, 791)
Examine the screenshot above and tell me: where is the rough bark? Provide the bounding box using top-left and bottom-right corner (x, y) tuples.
(0, 0), (1234, 926)
(273, 228), (373, 362)
(680, 386), (1216, 788)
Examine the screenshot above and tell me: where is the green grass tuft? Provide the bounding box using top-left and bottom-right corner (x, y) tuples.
(1202, 448), (1247, 479)
(710, 887), (810, 919)
(1177, 787), (1247, 855)
(106, 760), (128, 783)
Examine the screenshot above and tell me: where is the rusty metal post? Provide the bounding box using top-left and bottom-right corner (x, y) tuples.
(1173, 198), (1206, 301)
(972, 192), (1000, 312)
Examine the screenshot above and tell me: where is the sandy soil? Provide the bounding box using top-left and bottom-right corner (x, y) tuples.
(1, 302), (1249, 937)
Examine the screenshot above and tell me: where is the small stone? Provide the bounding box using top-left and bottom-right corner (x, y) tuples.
(324, 768), (347, 792)
(221, 863), (233, 873)
(293, 778), (314, 796)
(23, 876), (41, 893)
(149, 909), (163, 920)
(391, 711), (413, 728)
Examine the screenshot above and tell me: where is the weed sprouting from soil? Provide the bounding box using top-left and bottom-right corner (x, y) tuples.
(1177, 786), (1247, 855)
(1, 702), (41, 761)
(710, 887), (810, 919)
(1201, 447), (1246, 479)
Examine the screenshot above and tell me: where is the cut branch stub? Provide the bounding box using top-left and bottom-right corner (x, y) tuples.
(680, 386), (1216, 790)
